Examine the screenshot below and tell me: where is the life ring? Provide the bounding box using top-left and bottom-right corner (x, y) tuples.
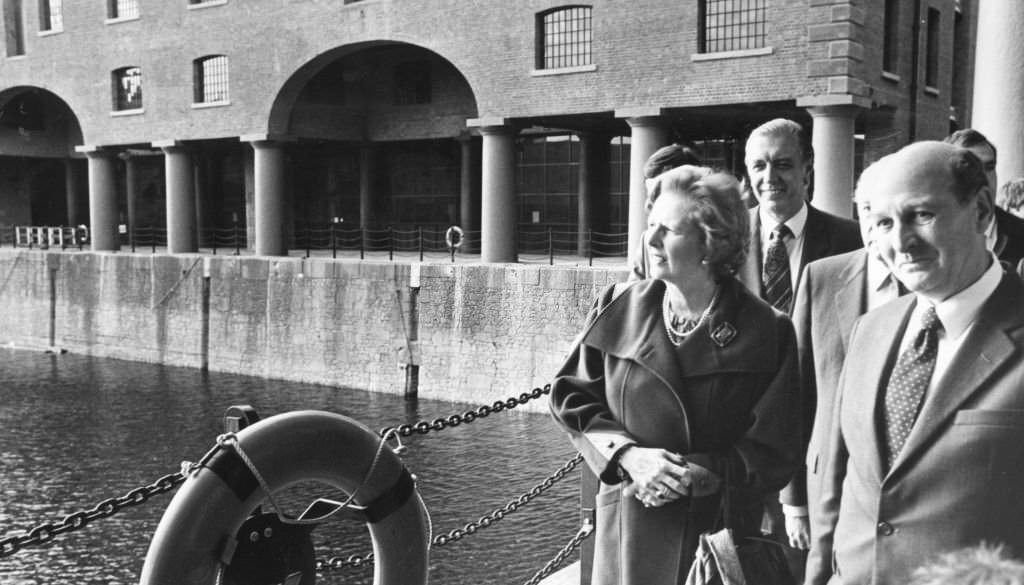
(139, 410), (430, 585)
(444, 225), (464, 249)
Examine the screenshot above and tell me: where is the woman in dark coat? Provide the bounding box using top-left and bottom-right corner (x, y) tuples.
(550, 165), (801, 585)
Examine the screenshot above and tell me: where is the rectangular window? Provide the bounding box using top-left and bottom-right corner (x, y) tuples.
(39, 0), (62, 32)
(4, 0), (25, 56)
(882, 0), (898, 73)
(516, 134), (580, 229)
(195, 55), (229, 104)
(699, 0), (767, 53)
(108, 0), (138, 19)
(113, 66), (143, 111)
(925, 7), (940, 88)
(537, 6), (592, 69)
(394, 61), (431, 105)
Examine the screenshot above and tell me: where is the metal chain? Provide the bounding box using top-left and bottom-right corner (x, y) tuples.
(316, 452), (583, 574)
(378, 384), (551, 439)
(522, 521), (595, 585)
(0, 469), (188, 558)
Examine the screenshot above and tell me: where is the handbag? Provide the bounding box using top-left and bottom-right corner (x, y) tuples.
(684, 468), (794, 585)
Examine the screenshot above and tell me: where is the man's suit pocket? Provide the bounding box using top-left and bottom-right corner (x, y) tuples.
(954, 409), (1024, 427)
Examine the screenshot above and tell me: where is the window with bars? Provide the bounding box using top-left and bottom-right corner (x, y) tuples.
(194, 55), (229, 104)
(537, 6), (592, 70)
(112, 66), (143, 111)
(39, 0), (62, 32)
(882, 0), (899, 73)
(924, 7), (940, 88)
(108, 0), (138, 19)
(394, 61), (431, 106)
(517, 134), (580, 229)
(699, 0), (767, 53)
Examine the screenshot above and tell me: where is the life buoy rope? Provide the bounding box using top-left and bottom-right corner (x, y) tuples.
(139, 410), (430, 585)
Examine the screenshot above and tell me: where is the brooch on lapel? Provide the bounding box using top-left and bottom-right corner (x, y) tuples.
(711, 322), (737, 347)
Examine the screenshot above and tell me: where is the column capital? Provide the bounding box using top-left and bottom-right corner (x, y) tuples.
(804, 103), (864, 119)
(796, 94), (871, 109)
(239, 133), (296, 145)
(75, 145), (118, 158)
(474, 124), (517, 137)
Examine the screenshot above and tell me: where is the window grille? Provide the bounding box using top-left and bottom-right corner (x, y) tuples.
(699, 0), (767, 53)
(109, 0), (138, 19)
(112, 66), (143, 111)
(537, 6), (592, 69)
(195, 55), (229, 103)
(39, 0), (62, 32)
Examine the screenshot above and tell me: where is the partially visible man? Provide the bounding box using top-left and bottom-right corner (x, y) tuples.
(788, 159), (906, 557)
(738, 118), (861, 580)
(944, 128), (1024, 264)
(809, 141), (1024, 585)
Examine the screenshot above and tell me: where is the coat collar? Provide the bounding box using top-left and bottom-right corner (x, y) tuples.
(832, 250), (869, 354)
(582, 278), (782, 383)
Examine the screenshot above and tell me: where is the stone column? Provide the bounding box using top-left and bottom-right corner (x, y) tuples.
(359, 143), (376, 229)
(156, 142), (198, 253)
(123, 154), (139, 249)
(457, 134), (478, 251)
(972, 0), (1024, 186)
(242, 136), (289, 256)
(807, 105), (859, 218)
(79, 148), (119, 251)
(478, 124), (517, 263)
(64, 158), (86, 226)
(577, 132), (610, 256)
(624, 116), (668, 261)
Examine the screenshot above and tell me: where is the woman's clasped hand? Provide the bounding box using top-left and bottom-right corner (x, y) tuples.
(619, 445), (723, 507)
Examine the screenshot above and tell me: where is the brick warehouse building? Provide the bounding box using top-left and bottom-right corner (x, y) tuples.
(0, 0), (1016, 263)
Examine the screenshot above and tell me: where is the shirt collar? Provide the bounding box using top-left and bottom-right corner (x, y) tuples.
(867, 251), (894, 293)
(759, 202), (808, 242)
(914, 254), (1002, 341)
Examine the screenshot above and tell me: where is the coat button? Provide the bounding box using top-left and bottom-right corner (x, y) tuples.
(877, 521), (894, 536)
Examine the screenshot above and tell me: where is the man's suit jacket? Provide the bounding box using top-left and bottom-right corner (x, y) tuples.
(808, 271), (1024, 585)
(738, 204), (862, 302)
(995, 206), (1024, 266)
(784, 249), (870, 511)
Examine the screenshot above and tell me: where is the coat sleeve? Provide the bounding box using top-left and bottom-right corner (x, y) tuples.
(686, 312), (803, 495)
(549, 284), (638, 484)
(805, 318), (857, 585)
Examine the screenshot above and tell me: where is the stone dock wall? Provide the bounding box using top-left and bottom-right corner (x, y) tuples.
(0, 249), (628, 412)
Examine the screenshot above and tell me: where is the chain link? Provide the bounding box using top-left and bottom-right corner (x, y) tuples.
(522, 521), (595, 585)
(0, 470), (187, 558)
(379, 384), (550, 440)
(316, 453), (583, 574)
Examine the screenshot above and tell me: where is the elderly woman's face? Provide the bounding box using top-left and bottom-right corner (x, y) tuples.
(646, 190), (706, 284)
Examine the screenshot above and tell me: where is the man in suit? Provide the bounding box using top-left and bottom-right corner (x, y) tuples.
(788, 161), (906, 553)
(944, 128), (1024, 265)
(739, 118), (862, 572)
(808, 141), (1024, 585)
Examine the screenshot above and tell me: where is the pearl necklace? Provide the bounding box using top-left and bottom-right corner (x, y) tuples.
(662, 286), (720, 346)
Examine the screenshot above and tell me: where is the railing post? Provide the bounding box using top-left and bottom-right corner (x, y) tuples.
(589, 229), (593, 267)
(388, 225), (394, 261)
(234, 223), (241, 256)
(360, 227), (365, 260)
(418, 226), (424, 262)
(548, 227), (554, 265)
(331, 224), (337, 259)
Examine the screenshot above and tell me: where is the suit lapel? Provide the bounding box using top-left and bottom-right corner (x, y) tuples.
(800, 206), (830, 271)
(738, 208), (762, 294)
(832, 251), (868, 354)
(845, 295), (914, 484)
(891, 274), (1024, 476)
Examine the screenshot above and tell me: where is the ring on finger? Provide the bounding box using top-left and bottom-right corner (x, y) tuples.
(658, 487), (670, 498)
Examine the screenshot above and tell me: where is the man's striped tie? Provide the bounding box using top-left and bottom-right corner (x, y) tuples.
(763, 224), (793, 313)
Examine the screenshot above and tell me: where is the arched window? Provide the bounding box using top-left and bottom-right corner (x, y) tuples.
(112, 66), (143, 111)
(536, 6), (592, 70)
(194, 55), (229, 104)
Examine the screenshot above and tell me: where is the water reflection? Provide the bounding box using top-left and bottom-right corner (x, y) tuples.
(0, 348), (579, 585)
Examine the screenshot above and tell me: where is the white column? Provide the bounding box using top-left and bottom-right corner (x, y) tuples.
(625, 117), (668, 261)
(807, 105), (859, 218)
(82, 149), (119, 251)
(479, 125), (517, 263)
(158, 143), (198, 253)
(245, 138), (288, 256)
(972, 0), (1024, 187)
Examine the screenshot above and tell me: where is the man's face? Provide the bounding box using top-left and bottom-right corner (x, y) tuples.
(865, 152), (991, 301)
(744, 132), (809, 223)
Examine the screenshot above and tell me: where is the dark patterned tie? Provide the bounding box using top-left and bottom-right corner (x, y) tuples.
(882, 305), (942, 469)
(762, 225), (793, 313)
